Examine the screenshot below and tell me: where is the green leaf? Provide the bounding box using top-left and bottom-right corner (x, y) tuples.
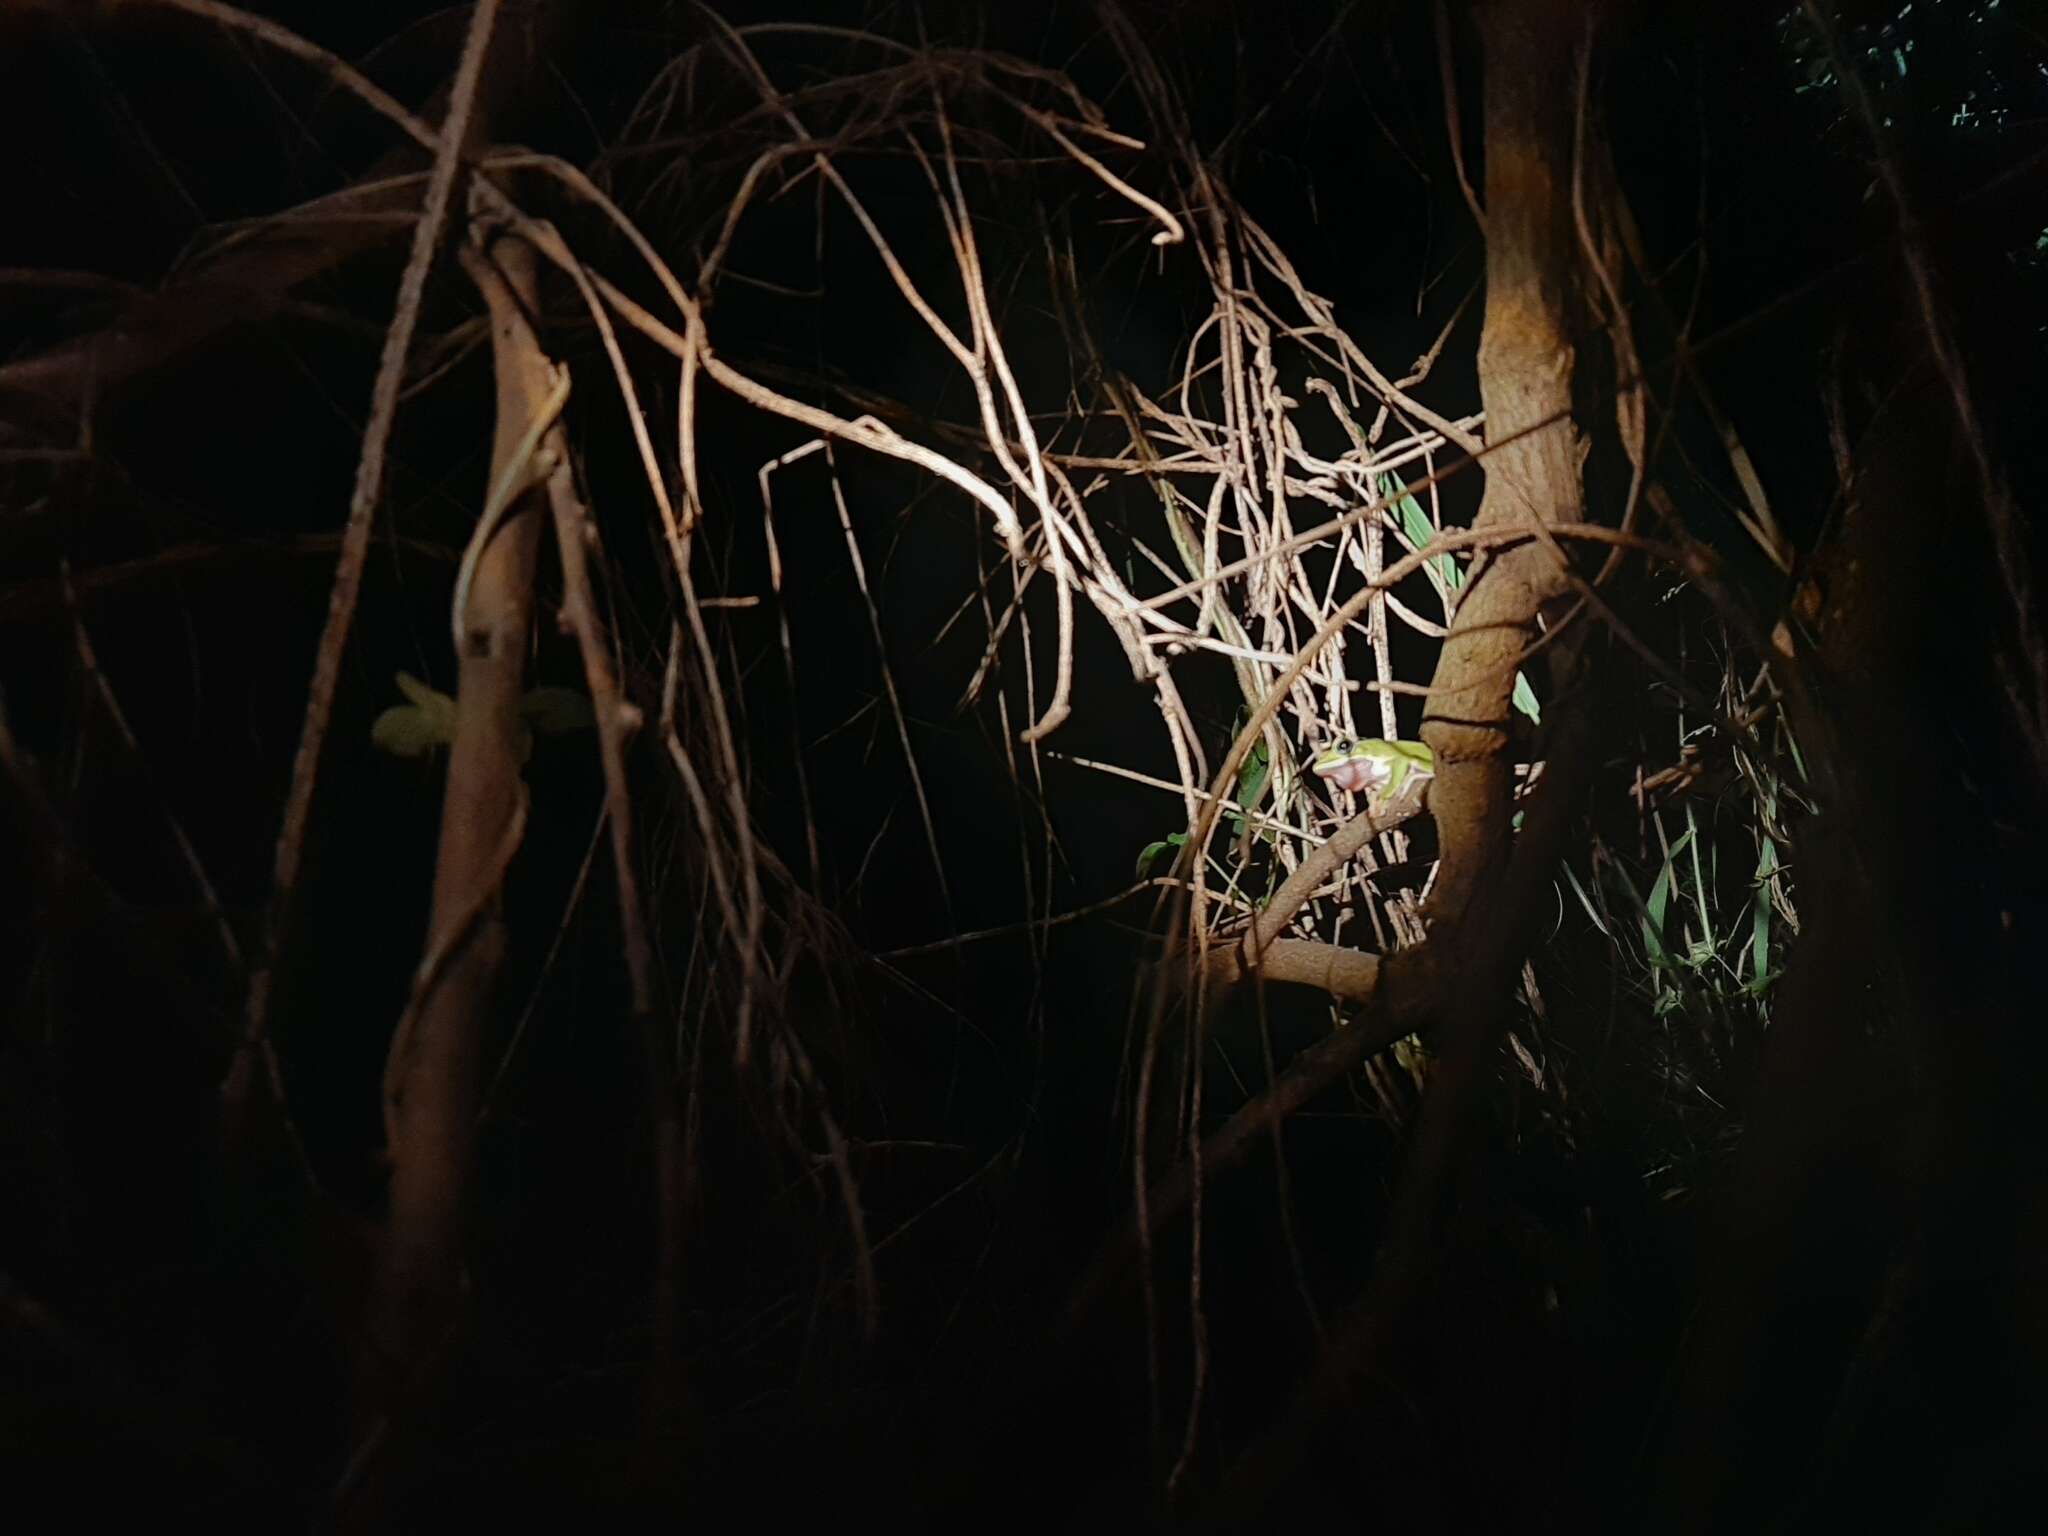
(1381, 473), (1539, 722)
(1561, 861), (1608, 937)
(1680, 811), (1715, 947)
(1511, 670), (1541, 724)
(373, 672), (458, 757)
(521, 686), (595, 735)
(401, 673), (456, 735)
(394, 670), (444, 710)
(1236, 736), (1270, 808)
(1642, 858), (1674, 965)
(373, 672), (597, 764)
(1136, 831), (1189, 878)
(1383, 473), (1461, 595)
(1747, 900), (1773, 991)
(372, 704), (447, 758)
(1784, 728), (1810, 787)
(1748, 838), (1779, 990)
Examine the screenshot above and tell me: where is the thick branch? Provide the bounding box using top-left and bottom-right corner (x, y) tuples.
(1206, 788), (1427, 994)
(1421, 0), (1591, 921)
(344, 227), (551, 1530)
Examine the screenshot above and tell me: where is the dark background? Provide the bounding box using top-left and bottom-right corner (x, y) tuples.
(3, 0), (2046, 1527)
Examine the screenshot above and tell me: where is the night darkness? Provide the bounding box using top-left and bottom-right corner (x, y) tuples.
(4, 1), (2047, 1529)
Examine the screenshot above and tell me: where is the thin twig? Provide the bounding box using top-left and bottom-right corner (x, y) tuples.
(229, 0), (502, 1113)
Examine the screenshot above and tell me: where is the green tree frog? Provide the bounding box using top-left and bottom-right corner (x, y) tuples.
(1310, 736), (1434, 807)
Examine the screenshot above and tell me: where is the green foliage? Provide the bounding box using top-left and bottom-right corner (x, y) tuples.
(519, 686), (596, 736)
(1135, 831), (1188, 879)
(1547, 685), (1806, 1206)
(372, 671), (594, 766)
(1563, 794), (1789, 1025)
(1380, 471), (1541, 724)
(1133, 726), (1273, 879)
(371, 670), (459, 758)
(1235, 729), (1270, 821)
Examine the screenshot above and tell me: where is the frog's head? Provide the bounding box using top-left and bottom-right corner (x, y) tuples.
(1310, 737), (1395, 797)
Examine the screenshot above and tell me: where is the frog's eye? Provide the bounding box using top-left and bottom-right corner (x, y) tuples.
(1329, 737), (1354, 755)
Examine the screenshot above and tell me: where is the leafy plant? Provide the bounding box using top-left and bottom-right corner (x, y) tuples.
(1135, 830), (1189, 879)
(372, 671), (594, 765)
(1381, 471), (1542, 724)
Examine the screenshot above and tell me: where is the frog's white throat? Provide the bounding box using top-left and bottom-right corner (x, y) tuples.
(1320, 756), (1392, 796)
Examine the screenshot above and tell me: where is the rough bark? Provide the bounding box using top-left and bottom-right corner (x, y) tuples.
(1208, 0), (1606, 1513)
(1384, 0), (1598, 1286)
(1421, 0), (1591, 923)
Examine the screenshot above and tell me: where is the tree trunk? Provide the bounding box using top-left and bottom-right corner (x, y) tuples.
(1211, 2), (1604, 1516)
(1420, 0), (1592, 921)
(337, 232), (556, 1529)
